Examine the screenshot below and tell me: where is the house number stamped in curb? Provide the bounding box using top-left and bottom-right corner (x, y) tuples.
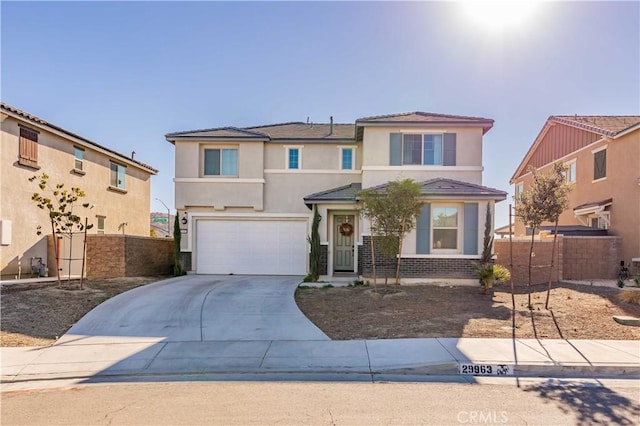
(458, 364), (513, 376)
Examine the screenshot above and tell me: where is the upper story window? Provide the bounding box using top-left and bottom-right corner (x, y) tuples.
(204, 148), (238, 176)
(110, 162), (126, 189)
(286, 147), (301, 170)
(432, 205), (459, 251)
(593, 148), (606, 181)
(515, 182), (524, 201)
(18, 126), (39, 168)
(566, 160), (576, 183)
(341, 147), (354, 170)
(390, 132), (456, 166)
(74, 147), (84, 171)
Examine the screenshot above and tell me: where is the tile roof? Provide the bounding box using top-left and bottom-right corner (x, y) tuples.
(355, 112), (494, 133)
(304, 178), (507, 206)
(165, 127), (269, 139)
(510, 115), (640, 183)
(573, 198), (613, 212)
(1, 102), (158, 174)
(246, 122), (356, 140)
(304, 183), (362, 205)
(551, 116), (640, 137)
(167, 122), (356, 141)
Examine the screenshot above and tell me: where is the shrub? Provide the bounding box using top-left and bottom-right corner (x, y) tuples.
(618, 290), (640, 305)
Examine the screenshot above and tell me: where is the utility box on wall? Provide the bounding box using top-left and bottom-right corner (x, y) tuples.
(0, 220), (11, 246)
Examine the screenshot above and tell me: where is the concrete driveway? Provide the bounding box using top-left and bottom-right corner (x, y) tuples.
(59, 275), (329, 343)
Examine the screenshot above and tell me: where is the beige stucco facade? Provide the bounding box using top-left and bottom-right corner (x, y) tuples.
(1, 106), (157, 279)
(169, 114), (504, 278)
(512, 124), (640, 265)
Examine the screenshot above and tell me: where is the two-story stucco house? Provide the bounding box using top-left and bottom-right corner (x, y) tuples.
(1, 102), (158, 279)
(166, 112), (507, 282)
(510, 115), (640, 269)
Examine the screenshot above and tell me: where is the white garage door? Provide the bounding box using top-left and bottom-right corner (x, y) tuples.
(196, 219), (308, 275)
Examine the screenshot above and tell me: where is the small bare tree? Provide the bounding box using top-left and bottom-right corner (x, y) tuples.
(515, 164), (571, 308)
(29, 173), (93, 287)
(358, 179), (422, 287)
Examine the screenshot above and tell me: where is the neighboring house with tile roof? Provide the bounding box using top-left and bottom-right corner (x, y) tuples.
(167, 112), (507, 282)
(510, 115), (640, 267)
(1, 102), (158, 279)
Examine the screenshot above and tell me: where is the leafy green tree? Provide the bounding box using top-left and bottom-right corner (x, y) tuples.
(358, 179), (422, 287)
(515, 163), (571, 308)
(307, 205), (321, 282)
(29, 173), (93, 286)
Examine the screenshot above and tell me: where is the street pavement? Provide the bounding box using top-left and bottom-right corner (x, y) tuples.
(1, 275), (639, 391)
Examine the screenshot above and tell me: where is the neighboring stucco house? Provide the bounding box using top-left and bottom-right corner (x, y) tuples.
(166, 112), (507, 282)
(510, 115), (640, 267)
(1, 102), (158, 279)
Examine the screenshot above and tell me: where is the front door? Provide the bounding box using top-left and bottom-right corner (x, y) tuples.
(334, 215), (355, 272)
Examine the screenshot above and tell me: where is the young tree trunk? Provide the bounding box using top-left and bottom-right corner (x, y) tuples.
(370, 231), (377, 290)
(509, 205), (516, 329)
(544, 220), (559, 309)
(395, 220), (406, 286)
(527, 229), (536, 309)
(80, 218), (88, 290)
(50, 219), (61, 286)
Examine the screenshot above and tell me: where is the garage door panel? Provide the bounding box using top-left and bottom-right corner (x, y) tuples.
(196, 219), (307, 275)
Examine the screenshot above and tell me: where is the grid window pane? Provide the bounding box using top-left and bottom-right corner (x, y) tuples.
(204, 149), (221, 175)
(288, 148), (299, 169)
(594, 150), (606, 180)
(432, 207), (458, 227)
(342, 149), (353, 169)
(110, 163), (125, 189)
(74, 148), (83, 170)
(221, 149), (238, 175)
(423, 135), (443, 165)
(403, 134), (422, 165)
(433, 229), (457, 249)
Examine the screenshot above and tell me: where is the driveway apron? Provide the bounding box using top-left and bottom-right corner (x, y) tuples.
(59, 275), (329, 344)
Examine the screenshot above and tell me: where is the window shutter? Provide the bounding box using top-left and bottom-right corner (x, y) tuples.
(416, 203), (431, 254)
(463, 203), (479, 255)
(19, 128), (38, 167)
(594, 150), (606, 180)
(389, 133), (402, 166)
(443, 133), (456, 166)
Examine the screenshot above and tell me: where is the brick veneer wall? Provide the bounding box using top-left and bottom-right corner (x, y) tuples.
(359, 236), (476, 279)
(494, 236), (621, 283)
(563, 236), (622, 280)
(319, 245), (328, 276)
(494, 238), (563, 286)
(86, 235), (174, 278)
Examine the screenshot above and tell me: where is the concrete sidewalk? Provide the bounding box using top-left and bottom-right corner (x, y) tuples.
(2, 337), (639, 390)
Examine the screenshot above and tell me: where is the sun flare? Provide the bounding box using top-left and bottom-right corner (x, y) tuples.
(461, 0), (540, 32)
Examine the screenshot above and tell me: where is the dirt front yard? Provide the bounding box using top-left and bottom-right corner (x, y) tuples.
(1, 277), (166, 347)
(295, 282), (640, 340)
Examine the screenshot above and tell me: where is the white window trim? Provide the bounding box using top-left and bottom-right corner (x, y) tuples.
(202, 147), (239, 177)
(564, 159), (576, 184)
(401, 132), (445, 166)
(110, 162), (126, 190)
(74, 146), (84, 172)
(284, 145), (303, 170)
(592, 147), (607, 182)
(338, 146), (356, 170)
(591, 144), (608, 154)
(431, 203), (463, 254)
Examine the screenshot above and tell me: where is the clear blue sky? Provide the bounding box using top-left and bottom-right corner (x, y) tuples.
(3, 1), (639, 227)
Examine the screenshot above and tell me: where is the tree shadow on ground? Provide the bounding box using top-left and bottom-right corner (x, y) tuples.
(524, 379), (640, 425)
